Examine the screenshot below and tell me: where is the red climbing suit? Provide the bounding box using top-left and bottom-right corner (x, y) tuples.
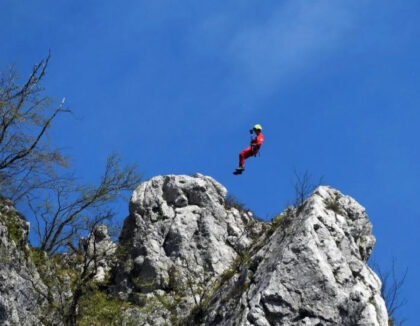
(239, 132), (264, 167)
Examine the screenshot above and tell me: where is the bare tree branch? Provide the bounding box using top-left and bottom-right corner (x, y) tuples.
(371, 259), (408, 326)
(293, 168), (324, 208)
(0, 54), (70, 202)
(35, 153), (141, 254)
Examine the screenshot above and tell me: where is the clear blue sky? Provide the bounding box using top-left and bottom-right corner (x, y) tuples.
(1, 1), (419, 323)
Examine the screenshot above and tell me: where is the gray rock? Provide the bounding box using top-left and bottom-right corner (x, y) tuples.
(115, 174), (265, 322)
(84, 224), (117, 282)
(0, 175), (390, 326)
(201, 186), (388, 326)
(0, 198), (48, 326)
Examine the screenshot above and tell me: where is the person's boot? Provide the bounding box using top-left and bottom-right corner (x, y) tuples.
(233, 166), (245, 175)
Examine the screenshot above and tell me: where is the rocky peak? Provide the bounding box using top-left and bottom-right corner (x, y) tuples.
(114, 176), (388, 326)
(201, 186), (387, 326)
(114, 173), (265, 322)
(0, 175), (389, 326)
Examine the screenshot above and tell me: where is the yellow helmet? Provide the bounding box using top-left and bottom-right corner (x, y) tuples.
(253, 124), (262, 131)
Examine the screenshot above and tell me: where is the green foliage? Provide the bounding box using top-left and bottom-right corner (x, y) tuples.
(77, 291), (131, 326)
(131, 276), (156, 292)
(122, 291), (185, 326)
(114, 243), (127, 260)
(30, 248), (76, 280)
(29, 247), (47, 270)
(4, 215), (22, 244)
(0, 246), (10, 263)
(220, 266), (237, 285)
(184, 303), (207, 326)
(295, 200), (308, 216)
(267, 210), (289, 237)
(182, 252), (253, 325)
(166, 266), (187, 296)
(181, 282), (219, 326)
(155, 292), (184, 325)
(0, 206), (25, 247)
(30, 244), (134, 325)
(184, 207), (297, 325)
(28, 247), (78, 307)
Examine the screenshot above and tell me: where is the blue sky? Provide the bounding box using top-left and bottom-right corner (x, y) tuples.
(1, 0), (419, 323)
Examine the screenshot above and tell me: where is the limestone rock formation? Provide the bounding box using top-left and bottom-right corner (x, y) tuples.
(114, 173), (266, 323)
(0, 198), (47, 326)
(83, 224), (117, 282)
(200, 186), (388, 326)
(0, 174), (389, 326)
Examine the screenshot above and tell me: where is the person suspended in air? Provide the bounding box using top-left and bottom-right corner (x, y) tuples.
(233, 124), (264, 175)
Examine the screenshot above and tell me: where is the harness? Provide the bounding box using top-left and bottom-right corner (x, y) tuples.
(249, 130), (263, 157)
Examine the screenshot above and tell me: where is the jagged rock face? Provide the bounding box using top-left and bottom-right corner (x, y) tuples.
(114, 174), (264, 321)
(202, 186), (388, 326)
(0, 198), (47, 326)
(0, 175), (389, 326)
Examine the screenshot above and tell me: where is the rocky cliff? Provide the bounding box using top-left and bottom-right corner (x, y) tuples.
(112, 174), (388, 326)
(0, 174), (389, 326)
(113, 174), (266, 324)
(0, 198), (48, 326)
(199, 186), (387, 326)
